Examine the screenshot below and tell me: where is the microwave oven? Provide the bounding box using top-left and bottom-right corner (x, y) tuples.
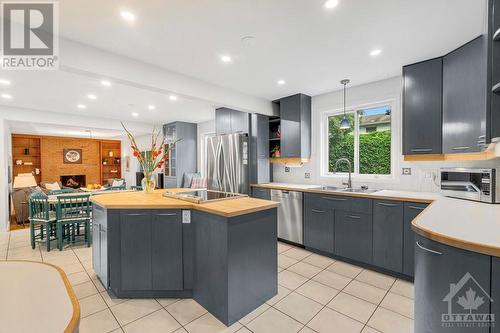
(440, 168), (500, 203)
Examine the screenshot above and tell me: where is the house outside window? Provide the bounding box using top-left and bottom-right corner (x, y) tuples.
(324, 104), (393, 177)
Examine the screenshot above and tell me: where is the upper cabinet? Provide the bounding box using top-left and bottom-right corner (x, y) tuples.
(402, 58), (443, 155)
(443, 36), (488, 154)
(215, 108), (249, 135)
(271, 94), (311, 161)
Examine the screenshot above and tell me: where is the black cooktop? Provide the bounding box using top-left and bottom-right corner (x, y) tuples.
(163, 190), (246, 203)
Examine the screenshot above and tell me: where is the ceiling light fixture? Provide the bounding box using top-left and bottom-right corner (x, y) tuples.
(87, 94), (97, 100)
(324, 0), (339, 9)
(339, 79), (351, 129)
(77, 104), (87, 109)
(131, 112), (139, 117)
(148, 105), (156, 110)
(120, 10), (136, 22)
(1, 93), (12, 99)
(169, 95), (178, 101)
(370, 49), (382, 56)
(0, 79), (11, 86)
(220, 55), (232, 63)
(277, 79), (286, 85)
(101, 80), (111, 87)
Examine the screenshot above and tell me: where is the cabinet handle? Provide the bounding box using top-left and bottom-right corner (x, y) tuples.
(155, 213), (177, 216)
(346, 214), (361, 220)
(410, 148), (432, 153)
(416, 241), (442, 255)
(377, 202), (398, 207)
(408, 205), (425, 211)
(124, 213), (146, 216)
(478, 135), (486, 139)
(311, 209), (326, 214)
(452, 146), (470, 151)
(322, 197), (347, 202)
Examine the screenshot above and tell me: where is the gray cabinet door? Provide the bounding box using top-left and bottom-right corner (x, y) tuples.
(334, 211), (372, 264)
(403, 202), (428, 277)
(250, 114), (270, 184)
(120, 211), (152, 290)
(251, 188), (271, 200)
(215, 108), (232, 135)
(443, 36), (487, 153)
(373, 200), (404, 273)
(415, 235), (490, 333)
(99, 226), (108, 289)
(491, 257), (500, 333)
(403, 58), (443, 155)
(231, 110), (249, 134)
(304, 205), (334, 254)
(151, 211), (183, 290)
(92, 220), (101, 279)
(280, 95), (301, 158)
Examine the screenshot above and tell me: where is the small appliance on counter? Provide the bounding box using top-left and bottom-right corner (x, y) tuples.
(163, 189), (247, 204)
(440, 168), (500, 203)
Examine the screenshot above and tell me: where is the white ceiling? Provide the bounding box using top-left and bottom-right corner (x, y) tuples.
(0, 69), (217, 129)
(59, 0), (487, 100)
(1, 0), (487, 137)
(7, 121), (129, 139)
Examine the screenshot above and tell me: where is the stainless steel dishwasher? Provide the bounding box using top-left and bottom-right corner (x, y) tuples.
(271, 189), (303, 245)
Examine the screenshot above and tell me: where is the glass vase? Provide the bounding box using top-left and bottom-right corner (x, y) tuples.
(141, 174), (156, 193)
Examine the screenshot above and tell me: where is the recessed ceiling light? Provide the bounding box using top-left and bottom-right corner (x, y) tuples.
(1, 93), (12, 99)
(0, 79), (11, 86)
(87, 94), (97, 100)
(101, 80), (111, 87)
(370, 49), (382, 56)
(220, 55), (232, 63)
(324, 0), (339, 9)
(131, 112), (139, 117)
(77, 104), (87, 109)
(169, 95), (178, 101)
(277, 79), (286, 85)
(120, 10), (136, 22)
(148, 105), (156, 110)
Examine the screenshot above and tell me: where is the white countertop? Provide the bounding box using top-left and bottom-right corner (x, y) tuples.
(252, 182), (500, 256)
(0, 261), (79, 332)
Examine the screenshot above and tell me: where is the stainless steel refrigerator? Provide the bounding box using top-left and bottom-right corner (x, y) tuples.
(207, 134), (249, 194)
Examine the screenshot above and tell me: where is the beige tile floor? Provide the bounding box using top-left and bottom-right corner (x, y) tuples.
(0, 229), (415, 333)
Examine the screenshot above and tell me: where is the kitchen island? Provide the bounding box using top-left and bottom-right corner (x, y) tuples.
(90, 190), (278, 326)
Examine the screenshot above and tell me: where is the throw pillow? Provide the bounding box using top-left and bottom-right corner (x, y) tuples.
(45, 182), (61, 191)
(112, 179), (124, 187)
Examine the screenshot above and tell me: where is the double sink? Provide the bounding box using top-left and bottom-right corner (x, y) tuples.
(314, 186), (379, 194)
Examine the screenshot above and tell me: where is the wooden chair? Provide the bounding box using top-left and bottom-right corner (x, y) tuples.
(29, 191), (57, 251)
(55, 194), (92, 251)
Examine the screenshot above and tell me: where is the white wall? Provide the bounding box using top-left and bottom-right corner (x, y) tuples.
(196, 120), (215, 177)
(0, 119), (11, 232)
(273, 76), (499, 192)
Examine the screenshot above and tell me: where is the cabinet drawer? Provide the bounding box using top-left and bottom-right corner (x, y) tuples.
(305, 193), (372, 214)
(252, 188), (271, 200)
(334, 211), (373, 264)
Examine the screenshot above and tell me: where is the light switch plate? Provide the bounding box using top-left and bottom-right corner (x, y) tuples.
(182, 210), (191, 224)
(402, 168), (411, 175)
(285, 166), (290, 173)
(305, 172), (311, 179)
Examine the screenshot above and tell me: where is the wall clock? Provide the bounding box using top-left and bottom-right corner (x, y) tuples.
(63, 149), (82, 164)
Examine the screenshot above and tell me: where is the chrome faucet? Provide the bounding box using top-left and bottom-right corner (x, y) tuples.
(334, 158), (352, 189)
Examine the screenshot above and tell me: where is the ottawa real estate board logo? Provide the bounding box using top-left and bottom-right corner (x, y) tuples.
(442, 272), (494, 329)
(1, 1), (59, 70)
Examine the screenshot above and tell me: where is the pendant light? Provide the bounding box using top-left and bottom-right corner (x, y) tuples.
(339, 79), (351, 129)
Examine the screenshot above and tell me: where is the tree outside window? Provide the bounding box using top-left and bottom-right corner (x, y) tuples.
(328, 105), (391, 175)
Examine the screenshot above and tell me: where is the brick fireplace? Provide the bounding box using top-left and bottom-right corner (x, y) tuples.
(60, 175), (86, 189)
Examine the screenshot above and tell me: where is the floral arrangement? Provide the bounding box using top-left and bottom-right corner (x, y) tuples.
(122, 123), (179, 192)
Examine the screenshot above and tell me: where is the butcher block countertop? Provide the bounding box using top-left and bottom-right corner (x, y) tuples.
(90, 189), (278, 218)
(252, 183), (500, 257)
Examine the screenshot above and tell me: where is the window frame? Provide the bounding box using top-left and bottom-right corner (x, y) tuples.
(321, 99), (398, 180)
